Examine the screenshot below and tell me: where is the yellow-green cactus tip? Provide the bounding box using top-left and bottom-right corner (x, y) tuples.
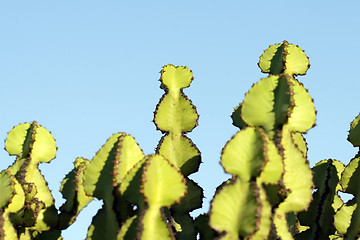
(258, 41), (309, 76)
(160, 64), (193, 90)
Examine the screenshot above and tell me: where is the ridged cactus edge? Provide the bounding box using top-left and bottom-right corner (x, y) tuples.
(1, 41), (360, 240)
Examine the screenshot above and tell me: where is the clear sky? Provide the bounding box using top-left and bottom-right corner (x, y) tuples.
(1, 1), (360, 239)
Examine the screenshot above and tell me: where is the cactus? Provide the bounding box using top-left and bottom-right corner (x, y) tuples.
(295, 113), (360, 240)
(153, 64), (203, 239)
(331, 114), (360, 239)
(0, 170), (25, 239)
(154, 64), (201, 176)
(296, 159), (344, 239)
(58, 157), (93, 229)
(208, 41), (316, 239)
(1, 121), (60, 239)
(46, 64), (203, 240)
(81, 133), (145, 239)
(3, 42), (360, 240)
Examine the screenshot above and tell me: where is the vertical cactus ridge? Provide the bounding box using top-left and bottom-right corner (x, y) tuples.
(330, 115), (360, 239)
(220, 127), (264, 181)
(86, 204), (119, 240)
(82, 133), (119, 198)
(0, 170), (24, 240)
(58, 157), (93, 229)
(258, 129), (283, 184)
(348, 113), (360, 147)
(209, 178), (258, 239)
(169, 179), (203, 240)
(211, 41), (316, 239)
(118, 158), (146, 207)
(0, 211), (17, 240)
(3, 122), (58, 233)
(113, 134), (146, 186)
(5, 122), (57, 164)
(296, 159), (344, 239)
(258, 43), (285, 75)
(211, 126), (283, 239)
(336, 156), (360, 239)
(83, 133), (144, 199)
(334, 199), (356, 236)
(82, 133), (144, 239)
(117, 154), (189, 240)
(239, 75), (291, 138)
(4, 174), (25, 215)
(0, 171), (14, 209)
(117, 215), (138, 240)
(286, 78), (316, 133)
(233, 41), (315, 138)
(154, 64), (200, 174)
(273, 126), (313, 239)
(279, 127), (313, 212)
(140, 155), (187, 206)
(136, 154), (187, 240)
(154, 65), (197, 133)
(251, 180), (273, 240)
(153, 64), (203, 239)
(258, 40), (310, 76)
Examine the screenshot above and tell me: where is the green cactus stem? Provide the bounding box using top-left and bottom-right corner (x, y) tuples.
(210, 126), (283, 239)
(154, 64), (201, 176)
(296, 159), (344, 239)
(0, 170), (25, 239)
(153, 64), (203, 239)
(82, 133), (145, 239)
(336, 157), (360, 239)
(58, 157), (93, 229)
(4, 122), (58, 235)
(210, 177), (258, 239)
(0, 171), (16, 210)
(333, 114), (360, 239)
(138, 154), (187, 240)
(209, 41), (316, 240)
(116, 154), (188, 240)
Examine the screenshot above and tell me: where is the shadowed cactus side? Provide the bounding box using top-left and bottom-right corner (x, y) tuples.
(81, 133), (144, 239)
(0, 170), (25, 239)
(154, 65), (201, 176)
(58, 157), (93, 230)
(296, 159), (344, 239)
(296, 113), (360, 240)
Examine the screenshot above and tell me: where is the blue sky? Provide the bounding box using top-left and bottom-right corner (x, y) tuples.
(1, 1), (360, 239)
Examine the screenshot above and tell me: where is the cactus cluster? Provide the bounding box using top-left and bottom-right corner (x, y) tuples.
(0, 64), (202, 240)
(1, 42), (360, 239)
(195, 41), (316, 239)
